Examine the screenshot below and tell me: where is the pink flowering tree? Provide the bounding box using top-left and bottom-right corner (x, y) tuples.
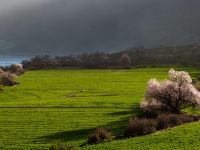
(118, 53), (132, 68)
(141, 69), (200, 113)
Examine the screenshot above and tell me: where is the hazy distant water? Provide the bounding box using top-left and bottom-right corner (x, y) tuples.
(0, 56), (31, 66)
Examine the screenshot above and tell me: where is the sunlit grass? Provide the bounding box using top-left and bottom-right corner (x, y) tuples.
(0, 68), (199, 149)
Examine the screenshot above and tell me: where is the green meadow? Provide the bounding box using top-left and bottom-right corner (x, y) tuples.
(0, 68), (199, 149)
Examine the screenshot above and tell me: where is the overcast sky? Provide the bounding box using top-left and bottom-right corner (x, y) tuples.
(0, 0), (200, 55)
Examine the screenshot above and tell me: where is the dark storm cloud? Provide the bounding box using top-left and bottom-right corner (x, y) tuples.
(0, 0), (200, 55)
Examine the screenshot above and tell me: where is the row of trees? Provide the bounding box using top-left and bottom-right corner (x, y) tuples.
(22, 53), (132, 70)
(21, 43), (200, 70)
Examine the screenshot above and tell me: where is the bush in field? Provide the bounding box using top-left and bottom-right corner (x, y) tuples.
(87, 128), (112, 145)
(141, 69), (200, 113)
(10, 64), (24, 75)
(49, 143), (74, 150)
(124, 118), (156, 137)
(0, 72), (17, 86)
(22, 55), (58, 70)
(140, 100), (167, 118)
(156, 113), (181, 129)
(118, 53), (132, 68)
(0, 69), (4, 74)
(156, 113), (197, 130)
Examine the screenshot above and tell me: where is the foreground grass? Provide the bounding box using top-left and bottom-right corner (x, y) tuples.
(0, 68), (199, 149)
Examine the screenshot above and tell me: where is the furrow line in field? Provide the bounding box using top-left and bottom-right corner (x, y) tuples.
(0, 106), (135, 109)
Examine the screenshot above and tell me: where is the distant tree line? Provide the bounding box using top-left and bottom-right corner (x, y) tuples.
(22, 52), (132, 69)
(21, 43), (200, 70)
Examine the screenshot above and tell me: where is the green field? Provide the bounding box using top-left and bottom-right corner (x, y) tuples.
(0, 68), (200, 149)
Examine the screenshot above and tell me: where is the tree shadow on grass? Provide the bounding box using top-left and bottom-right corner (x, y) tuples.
(39, 128), (95, 143)
(38, 119), (128, 144)
(38, 108), (140, 144)
(108, 107), (140, 117)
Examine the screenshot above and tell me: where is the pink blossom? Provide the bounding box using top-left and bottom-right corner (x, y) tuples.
(142, 69), (200, 113)
(169, 69), (192, 84)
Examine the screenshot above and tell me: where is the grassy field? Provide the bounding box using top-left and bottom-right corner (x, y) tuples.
(0, 68), (199, 149)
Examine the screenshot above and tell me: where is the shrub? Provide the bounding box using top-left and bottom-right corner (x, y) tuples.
(118, 53), (132, 69)
(156, 113), (196, 130)
(142, 69), (200, 113)
(156, 113), (180, 129)
(124, 118), (156, 137)
(0, 72), (17, 86)
(0, 69), (4, 75)
(49, 143), (74, 150)
(178, 114), (196, 123)
(10, 64), (24, 75)
(140, 100), (167, 118)
(87, 128), (112, 145)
